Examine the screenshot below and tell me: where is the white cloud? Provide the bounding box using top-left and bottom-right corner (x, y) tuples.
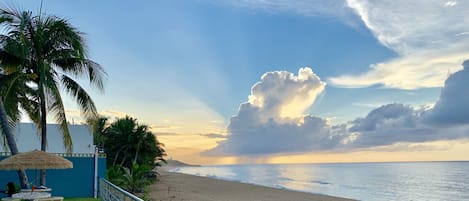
(222, 0), (469, 89)
(247, 68), (326, 120)
(209, 61), (469, 156)
(338, 60), (469, 148)
(206, 68), (347, 155)
(330, 0), (469, 89)
(219, 0), (358, 25)
(444, 0), (458, 7)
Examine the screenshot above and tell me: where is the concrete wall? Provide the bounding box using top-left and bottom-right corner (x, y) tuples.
(1, 123), (94, 154)
(0, 155), (107, 198)
(0, 123), (106, 197)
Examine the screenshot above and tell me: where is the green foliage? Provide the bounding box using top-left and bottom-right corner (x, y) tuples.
(0, 7), (106, 155)
(90, 116), (166, 197)
(87, 116), (109, 149)
(0, 6), (106, 186)
(106, 163), (155, 194)
(118, 163), (154, 194)
(102, 116), (166, 169)
(106, 165), (124, 185)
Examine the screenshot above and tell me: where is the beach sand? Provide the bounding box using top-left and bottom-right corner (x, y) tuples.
(148, 166), (355, 201)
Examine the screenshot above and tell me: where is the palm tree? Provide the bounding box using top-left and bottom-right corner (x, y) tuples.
(119, 163), (154, 194)
(0, 99), (29, 188)
(106, 116), (142, 167)
(0, 29), (39, 189)
(0, 8), (106, 186)
(105, 116), (166, 169)
(86, 116), (109, 149)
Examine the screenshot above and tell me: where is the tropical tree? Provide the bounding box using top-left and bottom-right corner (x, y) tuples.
(105, 116), (166, 169)
(86, 116), (108, 149)
(0, 8), (106, 186)
(99, 116), (166, 197)
(0, 99), (29, 188)
(0, 23), (39, 189)
(118, 163), (154, 194)
(107, 163), (154, 194)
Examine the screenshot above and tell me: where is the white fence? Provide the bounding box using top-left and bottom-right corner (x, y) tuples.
(99, 179), (143, 201)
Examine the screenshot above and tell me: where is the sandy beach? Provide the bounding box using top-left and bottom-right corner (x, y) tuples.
(148, 166), (355, 201)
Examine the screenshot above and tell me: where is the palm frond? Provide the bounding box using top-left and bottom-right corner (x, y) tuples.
(53, 58), (106, 92)
(61, 74), (98, 120)
(45, 76), (73, 153)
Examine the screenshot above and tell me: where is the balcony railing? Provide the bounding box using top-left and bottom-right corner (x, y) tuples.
(99, 178), (144, 201)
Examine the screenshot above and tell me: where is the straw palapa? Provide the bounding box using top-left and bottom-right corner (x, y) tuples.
(0, 150), (73, 170)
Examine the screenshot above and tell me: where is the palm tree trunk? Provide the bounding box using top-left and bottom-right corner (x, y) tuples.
(39, 92), (47, 186)
(0, 98), (29, 188)
(133, 142), (141, 164)
(120, 155), (127, 167)
(112, 152), (120, 166)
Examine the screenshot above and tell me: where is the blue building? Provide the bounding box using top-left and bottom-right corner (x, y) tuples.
(0, 123), (106, 198)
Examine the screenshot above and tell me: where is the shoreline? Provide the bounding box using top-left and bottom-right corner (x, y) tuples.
(148, 167), (355, 201)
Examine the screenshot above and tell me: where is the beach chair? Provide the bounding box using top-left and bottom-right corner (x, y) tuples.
(32, 196), (64, 201)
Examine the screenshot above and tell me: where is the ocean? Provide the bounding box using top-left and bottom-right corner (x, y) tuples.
(171, 161), (469, 201)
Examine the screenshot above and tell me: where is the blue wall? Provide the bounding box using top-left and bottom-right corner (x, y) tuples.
(0, 155), (106, 198)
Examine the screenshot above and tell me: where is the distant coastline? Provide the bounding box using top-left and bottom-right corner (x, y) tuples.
(160, 159), (201, 171)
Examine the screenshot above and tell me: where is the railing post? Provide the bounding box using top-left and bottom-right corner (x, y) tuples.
(93, 146), (98, 198)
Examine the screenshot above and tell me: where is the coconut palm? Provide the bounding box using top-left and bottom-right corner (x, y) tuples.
(105, 116), (166, 169)
(0, 99), (29, 188)
(0, 24), (39, 189)
(86, 116), (109, 149)
(0, 8), (106, 186)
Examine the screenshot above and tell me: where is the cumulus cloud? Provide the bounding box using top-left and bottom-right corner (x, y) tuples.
(348, 104), (469, 149)
(208, 61), (469, 156)
(424, 60), (469, 125)
(337, 60), (469, 148)
(247, 67), (325, 120)
(330, 0), (469, 89)
(206, 68), (347, 155)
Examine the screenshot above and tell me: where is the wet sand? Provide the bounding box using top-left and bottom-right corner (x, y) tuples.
(148, 168), (355, 201)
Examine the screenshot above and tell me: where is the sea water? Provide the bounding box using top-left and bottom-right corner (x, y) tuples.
(171, 162), (469, 201)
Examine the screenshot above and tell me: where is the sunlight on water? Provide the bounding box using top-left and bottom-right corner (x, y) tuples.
(172, 162), (469, 201)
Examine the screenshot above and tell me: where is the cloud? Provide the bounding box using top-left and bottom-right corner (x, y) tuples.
(206, 68), (346, 156)
(201, 133), (227, 139)
(152, 132), (181, 136)
(100, 110), (128, 118)
(423, 60), (469, 125)
(222, 0), (355, 23)
(220, 1), (469, 89)
(336, 60), (469, 149)
(247, 67), (326, 120)
(347, 104), (469, 149)
(330, 0), (469, 89)
(208, 61), (469, 156)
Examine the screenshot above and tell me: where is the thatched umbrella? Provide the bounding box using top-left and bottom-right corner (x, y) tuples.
(0, 150), (73, 170)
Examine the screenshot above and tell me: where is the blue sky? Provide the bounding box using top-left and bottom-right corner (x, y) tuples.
(6, 0), (469, 164)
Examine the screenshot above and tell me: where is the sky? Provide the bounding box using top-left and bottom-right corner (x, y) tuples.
(5, 0), (469, 164)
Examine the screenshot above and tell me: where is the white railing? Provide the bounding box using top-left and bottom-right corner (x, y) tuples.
(99, 178), (144, 201)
